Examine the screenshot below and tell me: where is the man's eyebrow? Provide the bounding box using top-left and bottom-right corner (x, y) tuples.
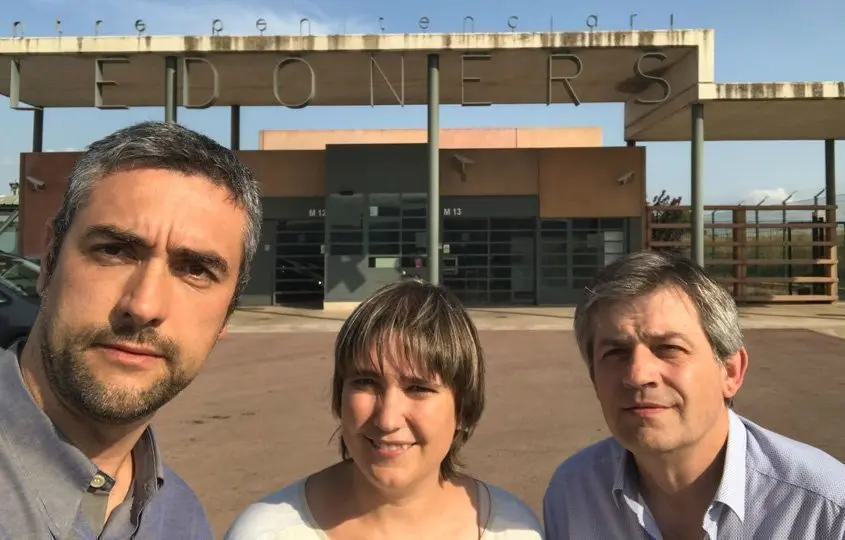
(597, 331), (691, 348)
(83, 224), (230, 277)
(641, 331), (693, 346)
(596, 335), (635, 349)
(177, 248), (230, 277)
(84, 224), (149, 247)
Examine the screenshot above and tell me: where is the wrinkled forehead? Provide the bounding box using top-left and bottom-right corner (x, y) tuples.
(75, 169), (247, 259)
(593, 286), (703, 341)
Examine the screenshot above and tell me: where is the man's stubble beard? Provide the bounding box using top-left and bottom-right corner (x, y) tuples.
(36, 286), (195, 426)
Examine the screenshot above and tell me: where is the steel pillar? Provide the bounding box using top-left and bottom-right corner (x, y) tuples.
(231, 105), (241, 150)
(32, 108), (43, 152)
(690, 103), (705, 266)
(164, 56), (177, 123)
(825, 140), (836, 212)
(427, 54), (440, 285)
(824, 139), (837, 295)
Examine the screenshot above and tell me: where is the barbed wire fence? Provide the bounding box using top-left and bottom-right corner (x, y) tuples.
(705, 192), (845, 244)
(699, 192), (844, 295)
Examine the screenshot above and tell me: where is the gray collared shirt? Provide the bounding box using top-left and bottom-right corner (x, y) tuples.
(543, 409), (845, 539)
(0, 349), (213, 539)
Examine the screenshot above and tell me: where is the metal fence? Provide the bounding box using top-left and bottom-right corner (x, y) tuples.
(647, 194), (842, 302)
(703, 194), (844, 297)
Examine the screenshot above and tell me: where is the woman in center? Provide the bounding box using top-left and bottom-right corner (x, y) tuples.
(225, 277), (544, 540)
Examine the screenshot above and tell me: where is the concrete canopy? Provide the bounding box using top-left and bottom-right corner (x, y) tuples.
(625, 82), (845, 141)
(0, 30), (711, 108)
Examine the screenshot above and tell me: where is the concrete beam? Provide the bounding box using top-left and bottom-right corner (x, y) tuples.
(0, 30), (709, 108)
(628, 82), (845, 141)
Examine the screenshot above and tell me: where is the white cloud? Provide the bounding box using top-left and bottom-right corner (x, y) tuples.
(745, 188), (793, 203)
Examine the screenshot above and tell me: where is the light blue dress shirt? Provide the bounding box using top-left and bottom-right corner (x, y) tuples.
(543, 410), (845, 539)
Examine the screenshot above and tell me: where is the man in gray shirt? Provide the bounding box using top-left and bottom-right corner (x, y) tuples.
(543, 250), (845, 540)
(0, 121), (262, 539)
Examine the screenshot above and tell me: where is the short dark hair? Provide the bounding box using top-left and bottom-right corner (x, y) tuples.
(43, 121), (262, 315)
(331, 277), (485, 481)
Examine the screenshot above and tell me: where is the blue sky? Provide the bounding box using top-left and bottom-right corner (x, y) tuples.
(1, 0), (843, 208)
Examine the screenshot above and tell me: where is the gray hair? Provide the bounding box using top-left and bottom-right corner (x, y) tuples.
(43, 121), (262, 315)
(573, 250), (744, 372)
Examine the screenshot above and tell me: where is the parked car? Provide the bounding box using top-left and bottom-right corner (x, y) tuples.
(0, 251), (40, 355)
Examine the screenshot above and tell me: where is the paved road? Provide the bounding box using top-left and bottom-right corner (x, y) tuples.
(152, 329), (845, 537)
(225, 303), (845, 333)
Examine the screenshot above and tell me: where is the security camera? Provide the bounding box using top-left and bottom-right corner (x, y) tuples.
(25, 176), (45, 191)
(451, 153), (475, 182)
(616, 171), (635, 185)
(452, 153), (475, 167)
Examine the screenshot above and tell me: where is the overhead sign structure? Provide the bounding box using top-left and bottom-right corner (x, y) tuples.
(1, 28), (840, 278)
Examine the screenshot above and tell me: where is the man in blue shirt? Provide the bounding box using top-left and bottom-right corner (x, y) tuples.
(543, 250), (845, 540)
(0, 121), (262, 539)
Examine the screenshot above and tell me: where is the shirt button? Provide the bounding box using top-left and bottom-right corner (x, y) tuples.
(90, 474), (106, 489)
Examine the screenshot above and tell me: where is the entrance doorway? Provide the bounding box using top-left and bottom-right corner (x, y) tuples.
(274, 218), (325, 307)
(441, 217), (536, 305)
(537, 218), (627, 304)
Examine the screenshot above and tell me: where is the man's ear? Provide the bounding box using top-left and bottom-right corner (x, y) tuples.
(722, 347), (749, 403)
(218, 325), (228, 341)
(36, 218), (56, 295)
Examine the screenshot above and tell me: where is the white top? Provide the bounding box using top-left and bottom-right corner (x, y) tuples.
(224, 477), (544, 540)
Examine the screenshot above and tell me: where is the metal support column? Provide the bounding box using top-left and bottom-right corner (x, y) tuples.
(626, 140), (636, 147)
(32, 108), (43, 152)
(825, 140), (837, 216)
(231, 105), (241, 150)
(427, 54), (440, 285)
(824, 139), (837, 296)
(690, 103), (705, 266)
(164, 56), (177, 123)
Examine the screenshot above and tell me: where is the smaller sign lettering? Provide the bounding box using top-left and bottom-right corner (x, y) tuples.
(308, 208), (326, 217)
(443, 208), (463, 216)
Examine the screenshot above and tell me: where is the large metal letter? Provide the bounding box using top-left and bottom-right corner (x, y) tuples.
(273, 57), (316, 109)
(9, 59), (42, 111)
(165, 56), (177, 123)
(461, 54), (491, 106)
(427, 53), (440, 285)
(634, 52), (671, 105)
(369, 53), (404, 107)
(182, 57), (219, 109)
(690, 103), (704, 266)
(94, 57), (129, 109)
(547, 53), (582, 106)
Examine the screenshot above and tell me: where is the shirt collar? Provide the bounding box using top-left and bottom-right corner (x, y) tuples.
(610, 408), (748, 522)
(712, 409), (747, 522)
(0, 350), (166, 536)
(611, 443), (639, 509)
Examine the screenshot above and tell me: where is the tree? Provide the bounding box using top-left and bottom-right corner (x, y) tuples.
(648, 190), (690, 251)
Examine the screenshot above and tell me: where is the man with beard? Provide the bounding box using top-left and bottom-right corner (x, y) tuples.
(0, 121), (262, 539)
